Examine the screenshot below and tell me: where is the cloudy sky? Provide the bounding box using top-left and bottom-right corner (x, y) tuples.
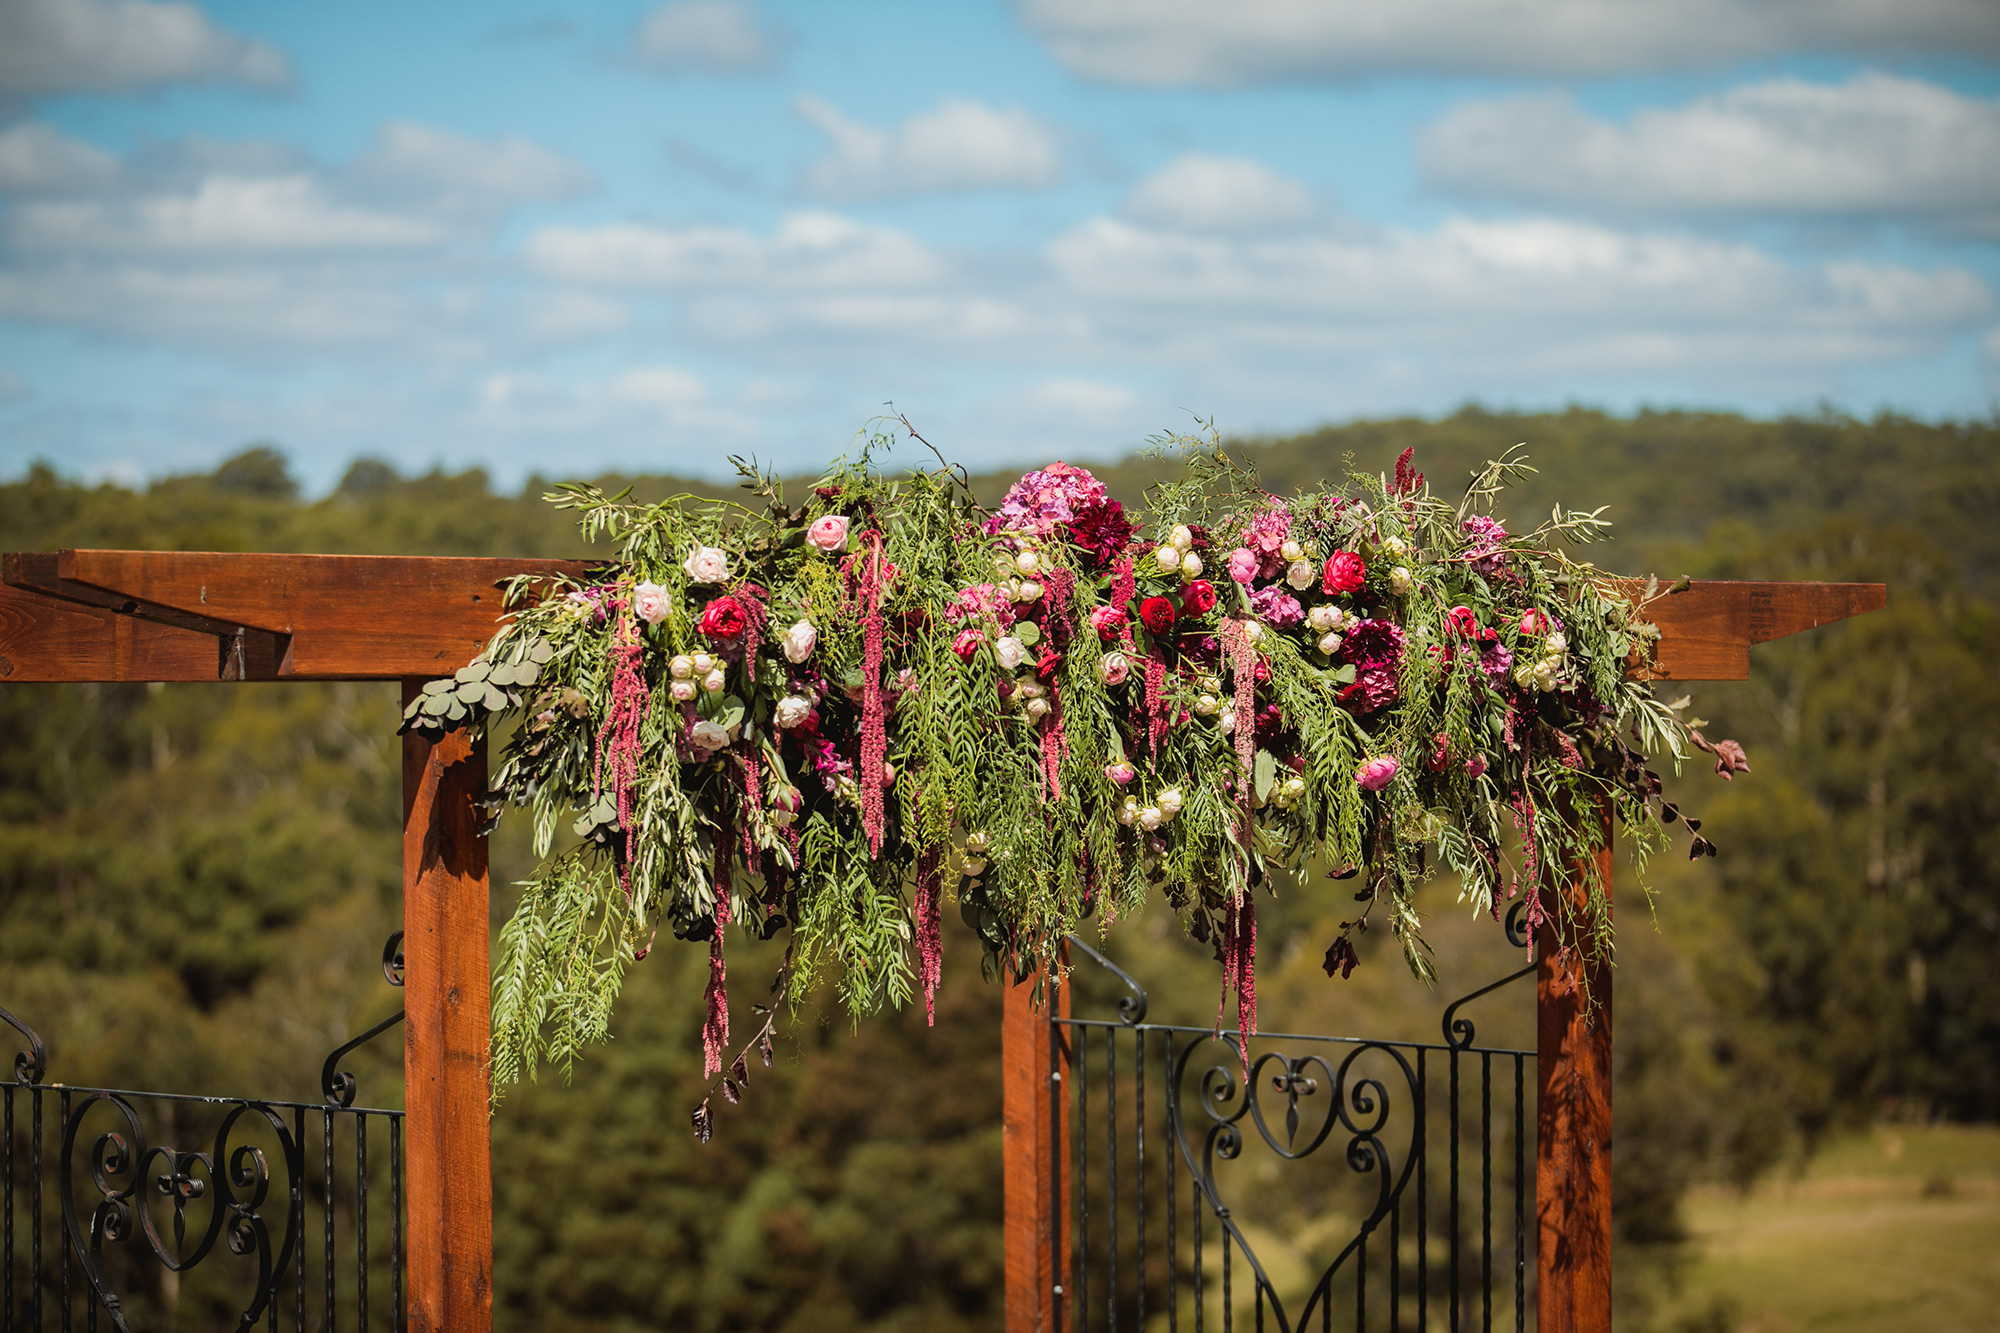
(1, 0), (1997, 490)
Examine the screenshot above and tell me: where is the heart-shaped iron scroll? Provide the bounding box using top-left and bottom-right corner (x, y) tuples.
(61, 1094), (302, 1333)
(1170, 1034), (1421, 1333)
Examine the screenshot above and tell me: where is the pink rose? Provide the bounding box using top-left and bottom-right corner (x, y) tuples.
(1088, 605), (1127, 641)
(1105, 762), (1136, 785)
(1519, 608), (1549, 635)
(1355, 755), (1400, 791)
(951, 628), (985, 660)
(1322, 551), (1366, 595)
(1099, 651), (1131, 686)
(1226, 547), (1260, 584)
(632, 581), (670, 626)
(808, 514), (850, 551)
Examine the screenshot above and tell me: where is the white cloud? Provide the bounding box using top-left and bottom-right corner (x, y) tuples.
(8, 175), (447, 253)
(634, 1), (773, 73)
(0, 123), (118, 193)
(795, 95), (1061, 199)
(0, 0), (289, 97)
(1123, 153), (1315, 232)
(352, 122), (595, 206)
(1019, 0), (2000, 85)
(1420, 74), (2000, 232)
(527, 211), (944, 291)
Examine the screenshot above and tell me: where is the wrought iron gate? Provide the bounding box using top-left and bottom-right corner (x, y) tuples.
(3, 935), (408, 1333)
(1054, 907), (1537, 1333)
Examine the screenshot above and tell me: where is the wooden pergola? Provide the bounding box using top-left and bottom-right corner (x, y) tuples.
(0, 548), (1884, 1332)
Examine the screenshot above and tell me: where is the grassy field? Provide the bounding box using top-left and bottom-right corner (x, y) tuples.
(1649, 1125), (2000, 1333)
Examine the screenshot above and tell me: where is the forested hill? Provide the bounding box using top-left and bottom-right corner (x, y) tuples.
(6, 406), (1996, 587)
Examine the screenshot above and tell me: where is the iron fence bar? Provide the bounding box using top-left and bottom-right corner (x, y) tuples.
(4, 1085), (12, 1333)
(1165, 1030), (1177, 1333)
(1355, 1232), (1365, 1331)
(1482, 1052), (1493, 1332)
(1417, 1047), (1428, 1333)
(1448, 1049), (1459, 1333)
(1105, 1027), (1117, 1333)
(1135, 1026), (1145, 1333)
(1513, 1053), (1525, 1333)
(1220, 1224), (1230, 1333)
(323, 1108), (335, 1333)
(32, 1086), (43, 1333)
(389, 1114), (404, 1333)
(1191, 1177), (1202, 1333)
(294, 1107), (307, 1333)
(56, 1089), (67, 1333)
(357, 1113), (369, 1333)
(1389, 1191), (1400, 1333)
(1077, 1018), (1089, 1333)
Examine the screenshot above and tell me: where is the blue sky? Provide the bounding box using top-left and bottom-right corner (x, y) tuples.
(1, 0), (1997, 492)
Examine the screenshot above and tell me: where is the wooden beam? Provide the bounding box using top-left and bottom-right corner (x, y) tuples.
(401, 679), (494, 1333)
(1537, 795), (1615, 1333)
(0, 581), (224, 682)
(1634, 579), (1885, 681)
(1003, 972), (1070, 1333)
(3, 550), (591, 680)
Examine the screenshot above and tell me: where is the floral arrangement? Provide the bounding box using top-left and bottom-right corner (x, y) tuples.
(407, 426), (1738, 1135)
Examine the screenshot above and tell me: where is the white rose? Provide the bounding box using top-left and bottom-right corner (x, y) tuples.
(1015, 550), (1041, 576)
(1389, 566), (1413, 595)
(701, 668), (726, 693)
(1321, 631), (1346, 655)
(1157, 787), (1184, 817)
(669, 679), (697, 702)
(632, 581), (671, 626)
(775, 695), (812, 729)
(1025, 697), (1050, 722)
(1219, 711), (1237, 735)
(1280, 539), (1302, 562)
(1546, 632), (1568, 654)
(1286, 559), (1314, 590)
(689, 719), (730, 750)
(1138, 806), (1163, 831)
(1180, 551), (1204, 580)
(1169, 525), (1194, 552)
(682, 545), (730, 585)
(1153, 544), (1181, 573)
(1307, 604), (1338, 632)
(1383, 535), (1409, 558)
(669, 654), (695, 680)
(781, 619), (817, 663)
(1016, 580), (1044, 602)
(995, 636), (1027, 670)
(1194, 693), (1219, 716)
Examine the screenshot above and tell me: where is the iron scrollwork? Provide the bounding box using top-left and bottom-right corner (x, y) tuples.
(3, 1000), (46, 1085)
(1441, 898), (1536, 1050)
(1170, 1033), (1421, 1333)
(320, 930), (406, 1107)
(60, 1094), (302, 1333)
(1062, 933), (1148, 1024)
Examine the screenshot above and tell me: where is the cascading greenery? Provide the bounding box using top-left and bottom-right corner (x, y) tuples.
(403, 423), (1728, 1132)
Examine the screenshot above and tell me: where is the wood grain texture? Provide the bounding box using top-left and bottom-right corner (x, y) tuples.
(402, 680), (494, 1333)
(4, 550), (592, 680)
(1634, 580), (1885, 681)
(1537, 795), (1615, 1333)
(1003, 974), (1071, 1333)
(0, 581), (223, 681)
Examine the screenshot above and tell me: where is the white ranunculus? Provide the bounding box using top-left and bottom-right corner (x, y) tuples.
(1280, 539), (1302, 563)
(1117, 799), (1138, 827)
(683, 544), (730, 584)
(965, 830), (991, 855)
(781, 619), (817, 663)
(1157, 787), (1184, 817)
(668, 654), (695, 680)
(1286, 559), (1314, 590)
(1194, 693), (1219, 717)
(632, 581), (671, 626)
(1389, 566), (1412, 595)
(689, 719), (730, 750)
(1015, 549), (1041, 576)
(1318, 631), (1344, 656)
(1180, 551), (1203, 580)
(669, 679), (697, 703)
(774, 695), (812, 729)
(1137, 806), (1163, 831)
(1307, 604), (1338, 632)
(701, 668), (726, 693)
(995, 636), (1027, 670)
(1153, 544), (1181, 573)
(1169, 525), (1194, 552)
(1546, 631), (1568, 654)
(1025, 697), (1050, 722)
(1383, 534), (1409, 558)
(1015, 579), (1044, 602)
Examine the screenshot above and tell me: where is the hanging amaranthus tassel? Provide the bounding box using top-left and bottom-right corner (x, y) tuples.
(701, 842), (733, 1077)
(1216, 618), (1261, 1053)
(1041, 694), (1064, 801)
(1143, 656), (1168, 755)
(593, 619), (649, 896)
(851, 529), (891, 855)
(1220, 619), (1258, 844)
(736, 753), (763, 876)
(1044, 567), (1077, 650)
(914, 842), (943, 1025)
(1218, 889), (1258, 1042)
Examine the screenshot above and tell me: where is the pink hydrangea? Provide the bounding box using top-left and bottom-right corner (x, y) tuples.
(945, 582), (1018, 627)
(1241, 504), (1291, 577)
(1461, 515), (1510, 575)
(1479, 640), (1513, 686)
(987, 462), (1111, 537)
(1249, 585), (1304, 627)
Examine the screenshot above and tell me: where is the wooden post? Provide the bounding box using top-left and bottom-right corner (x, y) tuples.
(1537, 795), (1615, 1333)
(401, 679), (494, 1333)
(1003, 972), (1070, 1333)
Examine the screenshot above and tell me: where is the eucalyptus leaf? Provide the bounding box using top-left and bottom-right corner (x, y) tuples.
(455, 661), (490, 684)
(482, 683), (510, 712)
(456, 681), (486, 704)
(421, 678), (454, 696)
(1254, 749), (1278, 803)
(1013, 621), (1041, 647)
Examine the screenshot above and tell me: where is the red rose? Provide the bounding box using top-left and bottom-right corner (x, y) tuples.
(1181, 579), (1217, 615)
(1322, 551), (1366, 595)
(1139, 596), (1178, 636)
(1446, 605), (1479, 637)
(697, 595), (747, 640)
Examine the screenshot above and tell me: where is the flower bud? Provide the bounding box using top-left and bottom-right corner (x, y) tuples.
(1157, 787), (1184, 817)
(1546, 631), (1567, 654)
(1169, 525), (1194, 552)
(1154, 544), (1182, 573)
(1138, 806), (1163, 831)
(1015, 549), (1041, 576)
(1016, 580), (1044, 602)
(1219, 712), (1237, 735)
(1384, 534), (1409, 558)
(670, 679), (697, 702)
(1389, 566), (1412, 595)
(1180, 551), (1204, 580)
(1318, 631), (1344, 655)
(1118, 799), (1138, 827)
(669, 655), (695, 680)
(1194, 693), (1220, 716)
(1025, 697), (1050, 722)
(1280, 539), (1302, 562)
(701, 668), (727, 693)
(994, 552), (1018, 576)
(1017, 681), (1045, 700)
(881, 762), (896, 783)
(691, 652), (714, 674)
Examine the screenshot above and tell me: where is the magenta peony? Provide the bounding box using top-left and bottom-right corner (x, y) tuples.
(1356, 755), (1400, 791)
